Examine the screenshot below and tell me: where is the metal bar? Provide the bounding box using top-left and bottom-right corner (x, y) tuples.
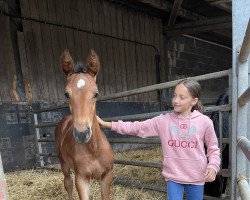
(238, 86), (250, 106)
(104, 111), (170, 121)
(102, 105), (230, 121)
(98, 70), (229, 101)
(32, 70), (230, 114)
(38, 137), (159, 144)
(221, 138), (229, 144)
(115, 160), (162, 168)
(203, 104), (231, 112)
(34, 113), (44, 167)
(109, 137), (160, 144)
(39, 153), (57, 157)
(219, 169), (230, 177)
(32, 103), (69, 114)
(37, 137), (229, 145)
(35, 122), (58, 128)
(237, 136), (250, 161)
(113, 178), (222, 199)
(34, 105), (231, 128)
(0, 153), (8, 200)
(37, 138), (55, 142)
(237, 176), (250, 200)
(113, 178), (166, 193)
(232, 1), (250, 198)
(238, 19), (250, 63)
(219, 111), (223, 163)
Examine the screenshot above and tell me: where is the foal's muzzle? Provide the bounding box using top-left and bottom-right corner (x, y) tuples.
(73, 127), (92, 143)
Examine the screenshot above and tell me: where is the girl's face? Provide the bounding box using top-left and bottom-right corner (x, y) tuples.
(172, 83), (198, 116)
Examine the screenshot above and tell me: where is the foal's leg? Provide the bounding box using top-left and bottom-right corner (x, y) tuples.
(75, 174), (90, 200)
(100, 169), (113, 200)
(61, 161), (73, 200)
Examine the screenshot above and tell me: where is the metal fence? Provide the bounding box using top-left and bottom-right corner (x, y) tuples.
(32, 69), (231, 200)
(233, 17), (250, 200)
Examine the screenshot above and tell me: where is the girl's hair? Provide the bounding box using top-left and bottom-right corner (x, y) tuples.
(177, 79), (203, 112)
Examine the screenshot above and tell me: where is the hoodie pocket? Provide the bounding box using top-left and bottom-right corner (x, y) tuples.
(163, 157), (205, 182)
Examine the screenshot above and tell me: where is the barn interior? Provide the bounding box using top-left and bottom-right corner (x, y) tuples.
(0, 0), (232, 173)
(0, 0), (244, 199)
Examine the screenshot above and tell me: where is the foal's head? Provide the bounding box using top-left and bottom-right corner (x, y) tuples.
(60, 49), (100, 143)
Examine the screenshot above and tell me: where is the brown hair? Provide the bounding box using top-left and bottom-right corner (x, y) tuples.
(177, 79), (203, 112)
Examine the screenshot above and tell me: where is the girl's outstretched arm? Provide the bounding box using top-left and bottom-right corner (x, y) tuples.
(97, 116), (112, 129)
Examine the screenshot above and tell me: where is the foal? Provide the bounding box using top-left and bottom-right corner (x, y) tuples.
(55, 49), (114, 200)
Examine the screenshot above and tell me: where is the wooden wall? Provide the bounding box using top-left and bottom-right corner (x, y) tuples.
(17, 0), (165, 103)
(0, 1), (18, 102)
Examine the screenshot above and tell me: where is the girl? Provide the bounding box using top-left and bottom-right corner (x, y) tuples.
(97, 79), (221, 200)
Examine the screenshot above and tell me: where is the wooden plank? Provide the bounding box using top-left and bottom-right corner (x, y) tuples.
(20, 0), (40, 101)
(103, 1), (116, 96)
(55, 0), (69, 93)
(158, 17), (165, 104)
(164, 16), (232, 36)
(145, 15), (154, 101)
(70, 0), (82, 62)
(123, 8), (133, 101)
(116, 5), (128, 101)
(85, 0), (94, 49)
(97, 0), (109, 97)
(128, 10), (138, 102)
(37, 0), (58, 101)
(167, 0), (183, 27)
(145, 14), (153, 102)
(110, 4), (122, 98)
(17, 32), (32, 101)
(139, 13), (149, 102)
(152, 18), (161, 101)
(0, 1), (13, 102)
(29, 0), (49, 100)
(63, 0), (76, 60)
(149, 16), (157, 87)
(134, 11), (143, 101)
(47, 0), (65, 101)
(91, 0), (104, 96)
(78, 0), (89, 59)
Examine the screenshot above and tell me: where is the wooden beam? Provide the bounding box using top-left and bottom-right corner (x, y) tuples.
(167, 0), (183, 27)
(204, 0), (232, 13)
(105, 0), (207, 21)
(164, 16), (231, 36)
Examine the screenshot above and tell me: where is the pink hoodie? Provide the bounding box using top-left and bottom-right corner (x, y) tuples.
(111, 110), (221, 185)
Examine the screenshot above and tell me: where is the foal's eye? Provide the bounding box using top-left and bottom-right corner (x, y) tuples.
(93, 91), (99, 99)
(65, 92), (70, 99)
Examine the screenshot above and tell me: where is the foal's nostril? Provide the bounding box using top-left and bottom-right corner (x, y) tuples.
(73, 127), (91, 143)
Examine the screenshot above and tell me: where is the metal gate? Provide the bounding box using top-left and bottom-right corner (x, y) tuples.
(231, 1), (250, 199)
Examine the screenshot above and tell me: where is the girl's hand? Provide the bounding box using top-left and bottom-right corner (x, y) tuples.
(96, 116), (112, 129)
(205, 168), (216, 182)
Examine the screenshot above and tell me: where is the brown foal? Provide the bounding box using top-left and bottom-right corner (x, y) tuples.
(55, 49), (114, 200)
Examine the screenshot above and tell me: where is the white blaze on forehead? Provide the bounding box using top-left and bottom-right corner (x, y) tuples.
(77, 79), (86, 88)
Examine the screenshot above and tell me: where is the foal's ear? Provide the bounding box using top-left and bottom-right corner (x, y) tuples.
(60, 49), (74, 76)
(86, 49), (100, 80)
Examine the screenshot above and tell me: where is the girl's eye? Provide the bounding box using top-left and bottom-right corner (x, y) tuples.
(65, 92), (70, 99)
(93, 91), (99, 99)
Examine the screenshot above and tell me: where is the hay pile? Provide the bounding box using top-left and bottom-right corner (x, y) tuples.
(6, 146), (166, 200)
